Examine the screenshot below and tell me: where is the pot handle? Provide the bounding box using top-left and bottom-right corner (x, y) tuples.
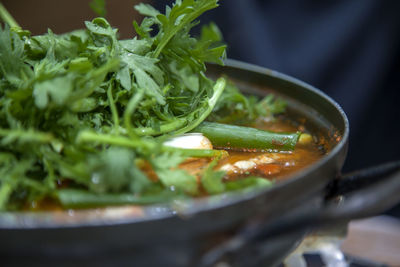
(198, 161), (400, 267)
(324, 160), (400, 220)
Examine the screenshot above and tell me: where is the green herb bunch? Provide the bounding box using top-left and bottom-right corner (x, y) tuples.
(0, 0), (278, 211)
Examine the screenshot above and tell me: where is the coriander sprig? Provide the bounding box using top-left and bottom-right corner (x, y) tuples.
(0, 0), (288, 211)
(0, 2), (20, 28)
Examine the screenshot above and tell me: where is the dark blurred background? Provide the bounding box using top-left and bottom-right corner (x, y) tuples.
(2, 0), (400, 214)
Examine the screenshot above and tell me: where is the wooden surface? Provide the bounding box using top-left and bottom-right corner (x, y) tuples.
(341, 216), (400, 266)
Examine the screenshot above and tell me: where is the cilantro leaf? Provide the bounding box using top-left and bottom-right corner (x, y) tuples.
(150, 152), (199, 195)
(225, 177), (274, 193)
(201, 157), (226, 194)
(87, 147), (152, 193)
(0, 26), (33, 87)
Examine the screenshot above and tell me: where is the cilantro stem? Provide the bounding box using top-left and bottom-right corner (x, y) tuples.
(0, 3), (20, 28)
(76, 131), (225, 158)
(0, 182), (12, 211)
(0, 128), (54, 143)
(43, 158), (56, 190)
(124, 90), (144, 139)
(162, 146), (228, 158)
(20, 177), (49, 193)
(172, 77), (226, 136)
(133, 118), (186, 136)
(57, 189), (179, 208)
(107, 84), (120, 131)
(77, 131), (154, 150)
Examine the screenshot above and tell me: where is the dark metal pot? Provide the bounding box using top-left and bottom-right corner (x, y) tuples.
(1, 60), (399, 267)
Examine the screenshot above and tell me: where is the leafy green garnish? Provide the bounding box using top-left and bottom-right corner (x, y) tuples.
(0, 2), (20, 29)
(0, 0), (284, 211)
(201, 156), (226, 194)
(208, 80), (287, 124)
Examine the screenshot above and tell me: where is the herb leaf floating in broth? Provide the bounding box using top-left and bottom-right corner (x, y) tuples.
(0, 0), (302, 211)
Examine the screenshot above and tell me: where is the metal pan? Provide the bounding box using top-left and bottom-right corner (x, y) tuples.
(1, 59), (399, 267)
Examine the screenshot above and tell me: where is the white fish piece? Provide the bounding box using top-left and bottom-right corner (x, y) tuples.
(251, 154), (275, 165)
(218, 154), (275, 174)
(163, 133), (213, 150)
(219, 164), (235, 172)
(234, 160), (257, 170)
